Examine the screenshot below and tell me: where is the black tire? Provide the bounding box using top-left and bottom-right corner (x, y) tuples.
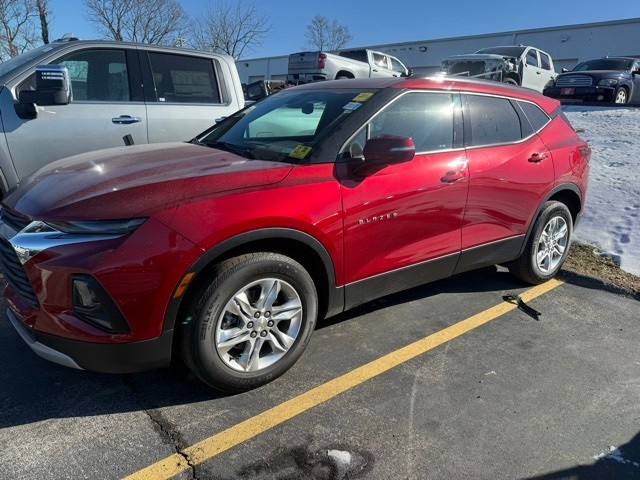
(614, 87), (628, 104)
(503, 77), (519, 86)
(509, 201), (573, 285)
(336, 75), (351, 80)
(179, 252), (318, 392)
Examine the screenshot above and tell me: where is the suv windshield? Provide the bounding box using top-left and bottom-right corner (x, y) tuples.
(572, 58), (633, 71)
(198, 88), (375, 162)
(475, 47), (526, 58)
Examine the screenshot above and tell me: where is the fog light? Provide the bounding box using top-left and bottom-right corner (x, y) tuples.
(73, 279), (100, 308)
(71, 275), (130, 333)
(597, 95), (604, 101)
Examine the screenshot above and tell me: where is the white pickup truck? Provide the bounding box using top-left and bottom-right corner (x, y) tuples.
(440, 46), (556, 93)
(286, 48), (410, 84)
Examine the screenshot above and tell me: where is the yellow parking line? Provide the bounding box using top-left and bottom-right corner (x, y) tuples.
(124, 279), (563, 480)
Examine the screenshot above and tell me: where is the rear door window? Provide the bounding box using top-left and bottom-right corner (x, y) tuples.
(526, 49), (539, 67)
(148, 52), (220, 104)
(464, 94), (522, 146)
(372, 53), (389, 70)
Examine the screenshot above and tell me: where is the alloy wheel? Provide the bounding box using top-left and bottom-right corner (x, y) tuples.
(214, 278), (303, 372)
(535, 216), (569, 274)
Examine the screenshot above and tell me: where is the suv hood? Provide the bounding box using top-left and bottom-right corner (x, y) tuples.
(557, 70), (628, 77)
(3, 142), (293, 220)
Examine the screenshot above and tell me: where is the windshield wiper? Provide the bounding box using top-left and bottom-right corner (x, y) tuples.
(203, 141), (256, 160)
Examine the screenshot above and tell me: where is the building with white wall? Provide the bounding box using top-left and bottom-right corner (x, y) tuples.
(237, 17), (640, 84)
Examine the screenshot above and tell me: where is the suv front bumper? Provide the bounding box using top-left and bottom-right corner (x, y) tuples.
(544, 85), (616, 102)
(7, 308), (173, 373)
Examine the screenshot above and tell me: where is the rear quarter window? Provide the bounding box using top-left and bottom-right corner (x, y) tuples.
(465, 95), (522, 147)
(517, 101), (551, 132)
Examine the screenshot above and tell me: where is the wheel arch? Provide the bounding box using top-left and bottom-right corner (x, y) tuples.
(335, 70), (354, 79)
(504, 72), (521, 85)
(518, 183), (582, 257)
(163, 228), (344, 334)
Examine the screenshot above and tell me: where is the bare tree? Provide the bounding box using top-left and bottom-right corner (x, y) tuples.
(304, 15), (352, 51)
(192, 0), (270, 59)
(0, 0), (38, 60)
(35, 0), (50, 44)
(84, 0), (189, 45)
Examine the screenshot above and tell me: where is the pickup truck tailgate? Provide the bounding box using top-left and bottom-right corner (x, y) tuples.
(289, 52), (319, 72)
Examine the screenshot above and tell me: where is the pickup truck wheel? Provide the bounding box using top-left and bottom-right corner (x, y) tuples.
(179, 252), (318, 392)
(336, 75), (350, 80)
(503, 77), (518, 86)
(509, 201), (573, 285)
(614, 87), (628, 104)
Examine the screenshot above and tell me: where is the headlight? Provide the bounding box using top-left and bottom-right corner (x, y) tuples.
(45, 218), (147, 234)
(597, 78), (619, 87)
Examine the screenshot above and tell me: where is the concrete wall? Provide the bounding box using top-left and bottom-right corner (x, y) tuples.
(236, 18), (640, 83)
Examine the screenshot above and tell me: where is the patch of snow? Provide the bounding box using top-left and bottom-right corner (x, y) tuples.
(591, 445), (640, 467)
(327, 449), (353, 467)
(564, 107), (640, 276)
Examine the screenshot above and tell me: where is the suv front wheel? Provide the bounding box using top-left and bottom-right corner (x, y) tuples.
(180, 252), (318, 392)
(510, 201), (573, 284)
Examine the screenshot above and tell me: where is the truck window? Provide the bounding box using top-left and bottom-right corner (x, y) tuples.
(465, 95), (522, 146)
(372, 53), (388, 69)
(339, 50), (367, 63)
(369, 92), (456, 152)
(540, 53), (552, 70)
(390, 57), (406, 74)
(25, 49), (132, 102)
(148, 52), (221, 104)
(526, 50), (539, 67)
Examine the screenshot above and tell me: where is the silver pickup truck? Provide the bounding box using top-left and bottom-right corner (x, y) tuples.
(287, 48), (410, 84)
(0, 37), (244, 196)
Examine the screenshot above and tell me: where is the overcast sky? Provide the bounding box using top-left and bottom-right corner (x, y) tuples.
(50, 0), (639, 59)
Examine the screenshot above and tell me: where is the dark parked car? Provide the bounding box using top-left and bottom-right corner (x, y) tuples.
(0, 77), (589, 391)
(544, 57), (640, 104)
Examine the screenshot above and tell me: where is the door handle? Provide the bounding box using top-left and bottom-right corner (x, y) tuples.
(372, 69), (378, 72)
(528, 152), (548, 163)
(112, 115), (142, 124)
(536, 71), (541, 75)
(440, 170), (465, 183)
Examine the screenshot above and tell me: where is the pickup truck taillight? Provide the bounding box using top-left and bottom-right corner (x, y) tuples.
(318, 53), (327, 69)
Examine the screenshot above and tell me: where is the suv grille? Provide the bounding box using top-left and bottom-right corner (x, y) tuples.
(1, 208), (30, 232)
(0, 238), (39, 307)
(556, 75), (593, 87)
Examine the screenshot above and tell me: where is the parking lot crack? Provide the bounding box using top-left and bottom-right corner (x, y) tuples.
(122, 375), (198, 479)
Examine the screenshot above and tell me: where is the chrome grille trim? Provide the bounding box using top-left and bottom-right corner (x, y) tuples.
(556, 75), (593, 87)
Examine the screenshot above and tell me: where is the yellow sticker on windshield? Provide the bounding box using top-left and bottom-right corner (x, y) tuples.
(289, 145), (312, 159)
(353, 92), (374, 102)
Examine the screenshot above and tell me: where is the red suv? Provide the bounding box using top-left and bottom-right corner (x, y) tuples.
(0, 77), (589, 391)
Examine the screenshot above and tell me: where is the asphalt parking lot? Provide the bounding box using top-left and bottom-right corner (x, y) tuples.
(1, 266), (639, 480)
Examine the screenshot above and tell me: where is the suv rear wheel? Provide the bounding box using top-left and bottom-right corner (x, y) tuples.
(180, 252), (318, 392)
(509, 201), (573, 284)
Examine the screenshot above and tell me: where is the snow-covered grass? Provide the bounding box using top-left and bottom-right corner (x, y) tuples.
(564, 107), (640, 276)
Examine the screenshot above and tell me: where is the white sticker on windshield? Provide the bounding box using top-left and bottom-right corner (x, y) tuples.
(343, 102), (362, 111)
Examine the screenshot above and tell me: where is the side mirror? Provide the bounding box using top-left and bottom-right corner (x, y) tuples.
(401, 69), (413, 77)
(19, 65), (72, 106)
(351, 135), (414, 175)
(562, 68), (570, 73)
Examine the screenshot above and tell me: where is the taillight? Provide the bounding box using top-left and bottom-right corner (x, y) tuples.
(318, 53), (327, 69)
(579, 145), (591, 163)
